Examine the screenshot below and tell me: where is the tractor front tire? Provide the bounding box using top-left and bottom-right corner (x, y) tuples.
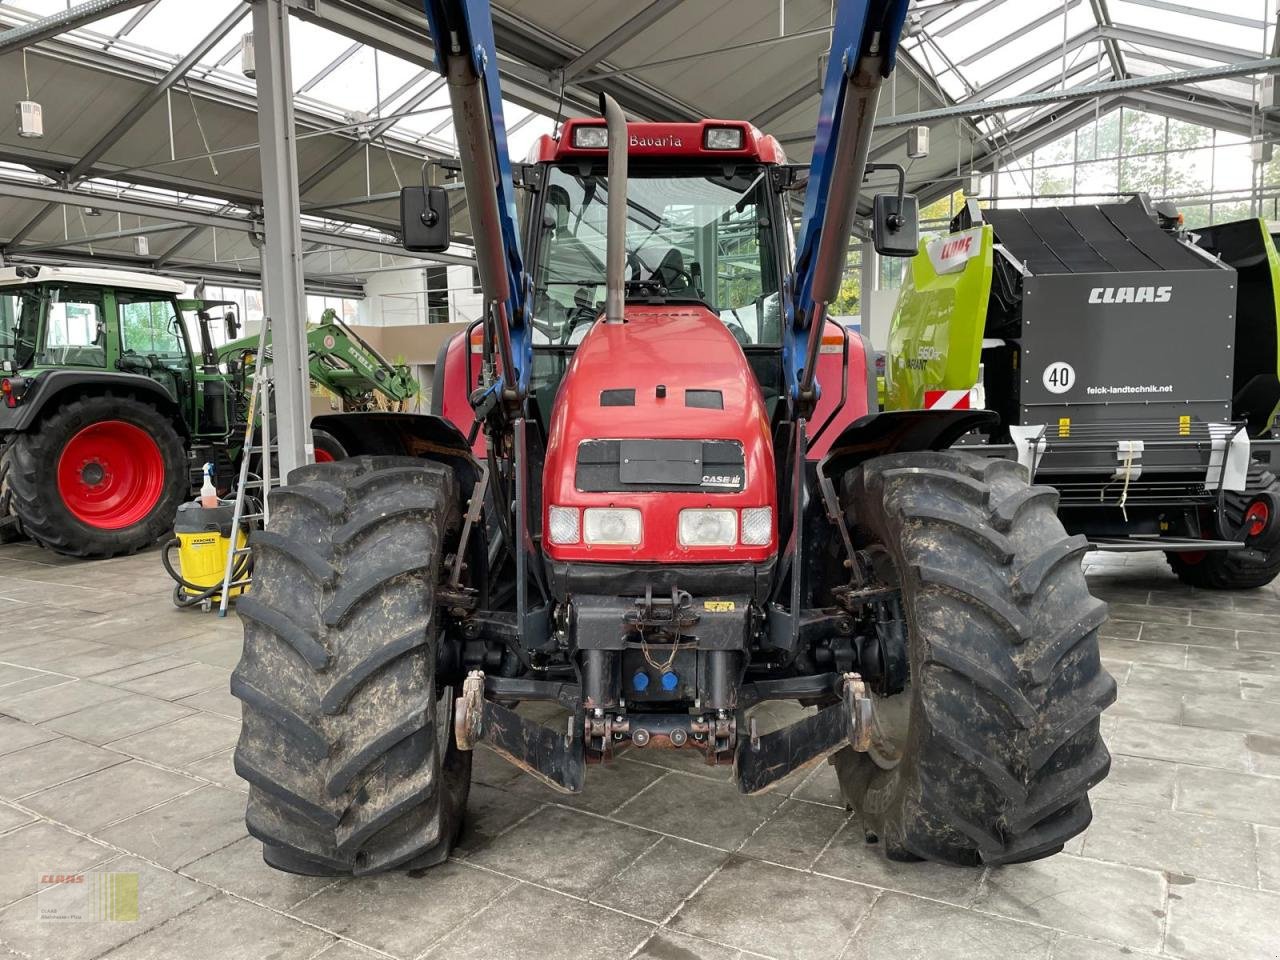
(311, 428), (347, 464)
(7, 394), (186, 559)
(232, 456), (470, 876)
(833, 451), (1115, 866)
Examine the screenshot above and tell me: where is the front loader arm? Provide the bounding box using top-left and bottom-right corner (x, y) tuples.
(421, 0), (530, 406)
(785, 0), (910, 413)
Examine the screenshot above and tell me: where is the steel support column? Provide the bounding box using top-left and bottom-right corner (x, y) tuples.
(252, 0), (310, 477)
(860, 240), (878, 345)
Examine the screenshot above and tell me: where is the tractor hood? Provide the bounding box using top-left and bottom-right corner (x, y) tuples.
(542, 304), (776, 565)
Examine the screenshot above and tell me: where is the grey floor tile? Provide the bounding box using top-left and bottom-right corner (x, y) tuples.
(738, 798), (850, 869)
(1106, 603), (1189, 626)
(1157, 590), (1236, 612)
(454, 781), (544, 856)
(1091, 755), (1176, 808)
(672, 856), (874, 960)
(614, 771), (786, 850)
(1190, 609), (1280, 632)
(1110, 718), (1253, 772)
(1182, 694), (1280, 738)
(99, 894), (332, 960)
(791, 762), (846, 808)
(0, 680), (129, 723)
(424, 880), (654, 960)
(1187, 647), (1280, 675)
(23, 761), (201, 832)
(0, 737), (125, 799)
(1108, 683), (1183, 724)
(105, 711), (240, 765)
(88, 655), (196, 687)
(633, 930), (742, 960)
(0, 637), (113, 669)
(1175, 765), (1280, 827)
(0, 663), (49, 689)
(115, 661), (230, 700)
(1080, 800), (1258, 885)
(1098, 619), (1143, 641)
(1238, 629), (1280, 653)
(1240, 672), (1280, 702)
(0, 672), (73, 701)
(466, 804), (658, 898)
(814, 819), (983, 907)
(975, 854), (1164, 951)
(1260, 824), (1280, 893)
(1163, 879), (1280, 960)
(308, 943), (385, 960)
(39, 692), (194, 745)
(0, 716), (58, 757)
(1050, 936), (1160, 959)
(616, 745), (735, 783)
(0, 855), (216, 960)
(1127, 663), (1239, 696)
(0, 801), (34, 834)
(1130, 623), (1236, 649)
(37, 647), (163, 679)
(169, 638), (243, 669)
(293, 860), (512, 959)
(183, 747), (245, 791)
(175, 686), (238, 719)
(493, 751), (674, 815)
(181, 836), (336, 911)
(593, 835), (727, 922)
(1246, 734), (1280, 775)
(1098, 636), (1187, 668)
(96, 785), (248, 869)
(0, 821), (113, 908)
(842, 891), (1054, 960)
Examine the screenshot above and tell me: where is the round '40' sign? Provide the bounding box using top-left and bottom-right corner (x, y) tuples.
(1042, 361), (1075, 395)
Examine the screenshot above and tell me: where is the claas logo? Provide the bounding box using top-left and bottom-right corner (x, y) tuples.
(1088, 286), (1172, 304)
(939, 236), (974, 260)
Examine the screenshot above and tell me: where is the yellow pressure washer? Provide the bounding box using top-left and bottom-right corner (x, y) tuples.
(163, 500), (250, 611)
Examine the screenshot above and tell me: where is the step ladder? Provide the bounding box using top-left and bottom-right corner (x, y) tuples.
(217, 341), (277, 618)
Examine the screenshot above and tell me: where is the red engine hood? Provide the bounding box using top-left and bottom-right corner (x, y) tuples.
(543, 304), (776, 565)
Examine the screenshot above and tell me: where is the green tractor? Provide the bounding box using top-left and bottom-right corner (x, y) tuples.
(0, 265), (416, 559)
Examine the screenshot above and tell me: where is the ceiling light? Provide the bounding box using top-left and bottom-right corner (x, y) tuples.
(15, 100), (42, 139)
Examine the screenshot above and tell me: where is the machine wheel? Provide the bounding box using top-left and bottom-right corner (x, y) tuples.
(232, 455), (470, 876)
(1166, 463), (1280, 590)
(0, 441), (26, 543)
(832, 451), (1115, 866)
(7, 395), (186, 559)
(311, 428), (346, 464)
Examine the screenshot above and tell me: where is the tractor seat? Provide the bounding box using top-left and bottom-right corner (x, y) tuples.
(654, 248), (690, 291)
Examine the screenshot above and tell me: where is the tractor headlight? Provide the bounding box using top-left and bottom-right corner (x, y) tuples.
(583, 507), (642, 545)
(704, 126), (744, 150)
(740, 507), (772, 545)
(679, 508), (737, 547)
(548, 506), (580, 544)
(572, 125), (609, 149)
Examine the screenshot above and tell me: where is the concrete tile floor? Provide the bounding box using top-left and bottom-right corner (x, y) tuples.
(0, 542), (1276, 960)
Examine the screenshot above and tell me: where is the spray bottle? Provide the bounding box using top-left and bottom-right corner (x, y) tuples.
(200, 462), (218, 508)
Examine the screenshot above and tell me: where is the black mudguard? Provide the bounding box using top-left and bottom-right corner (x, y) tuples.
(309, 411), (480, 488)
(819, 409), (998, 477)
(0, 370), (181, 434)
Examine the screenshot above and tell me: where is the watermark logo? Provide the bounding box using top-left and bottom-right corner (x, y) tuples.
(38, 871), (138, 922)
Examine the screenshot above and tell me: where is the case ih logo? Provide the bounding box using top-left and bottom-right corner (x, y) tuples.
(1088, 285), (1172, 304)
(630, 134), (683, 148)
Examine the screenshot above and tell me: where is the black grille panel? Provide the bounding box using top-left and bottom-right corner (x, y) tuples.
(576, 439), (745, 493)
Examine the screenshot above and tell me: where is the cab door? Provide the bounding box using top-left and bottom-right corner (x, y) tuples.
(115, 291), (196, 425)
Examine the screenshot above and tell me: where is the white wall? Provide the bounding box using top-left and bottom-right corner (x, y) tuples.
(357, 261), (483, 327)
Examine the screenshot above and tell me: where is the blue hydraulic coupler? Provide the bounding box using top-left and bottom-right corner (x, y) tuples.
(660, 671), (679, 692)
(632, 671), (650, 692)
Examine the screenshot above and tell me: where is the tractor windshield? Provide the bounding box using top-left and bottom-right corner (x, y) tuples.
(532, 165), (784, 346)
(0, 288), (41, 370)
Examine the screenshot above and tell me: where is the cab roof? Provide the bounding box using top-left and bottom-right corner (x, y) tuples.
(0, 266), (186, 295)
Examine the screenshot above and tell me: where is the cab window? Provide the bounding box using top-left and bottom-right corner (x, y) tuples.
(119, 297), (187, 360)
(38, 288), (106, 368)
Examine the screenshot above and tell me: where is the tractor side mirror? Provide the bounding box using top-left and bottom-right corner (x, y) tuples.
(224, 310), (240, 340)
(400, 186), (451, 252)
(872, 192), (920, 258)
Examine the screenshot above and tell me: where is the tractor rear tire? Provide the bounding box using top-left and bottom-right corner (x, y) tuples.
(311, 428), (346, 464)
(0, 441), (26, 544)
(7, 394), (186, 559)
(232, 455), (470, 876)
(1166, 462), (1280, 590)
(833, 451), (1115, 866)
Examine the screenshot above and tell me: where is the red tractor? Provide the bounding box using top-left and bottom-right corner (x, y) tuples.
(232, 0), (1114, 877)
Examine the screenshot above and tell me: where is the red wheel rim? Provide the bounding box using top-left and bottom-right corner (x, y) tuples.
(56, 420), (165, 530)
(1246, 501), (1270, 538)
(314, 447), (335, 464)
